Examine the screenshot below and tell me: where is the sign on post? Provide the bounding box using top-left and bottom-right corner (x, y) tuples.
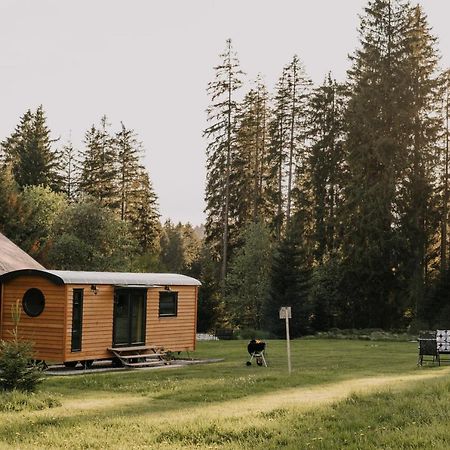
(279, 306), (292, 374)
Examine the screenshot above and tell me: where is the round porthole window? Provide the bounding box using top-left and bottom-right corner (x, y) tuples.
(22, 288), (45, 317)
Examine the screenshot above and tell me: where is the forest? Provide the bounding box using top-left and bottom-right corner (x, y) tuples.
(0, 0), (449, 337)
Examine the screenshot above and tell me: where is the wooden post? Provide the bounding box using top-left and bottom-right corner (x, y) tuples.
(285, 313), (291, 374)
(279, 306), (292, 374)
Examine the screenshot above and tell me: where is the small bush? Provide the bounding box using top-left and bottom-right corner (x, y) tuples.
(0, 301), (44, 392)
(0, 339), (44, 392)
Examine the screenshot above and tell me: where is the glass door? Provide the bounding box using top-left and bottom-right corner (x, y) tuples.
(113, 289), (146, 346)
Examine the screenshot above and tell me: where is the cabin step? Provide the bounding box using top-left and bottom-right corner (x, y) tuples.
(108, 345), (168, 368)
(108, 346), (152, 353)
(116, 353), (165, 360)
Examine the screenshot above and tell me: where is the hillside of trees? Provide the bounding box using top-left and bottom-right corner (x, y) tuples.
(1, 0), (449, 336)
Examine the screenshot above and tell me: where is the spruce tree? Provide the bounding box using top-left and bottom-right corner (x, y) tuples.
(306, 74), (346, 263)
(1, 106), (62, 190)
(204, 39), (244, 286)
(127, 168), (160, 253)
(225, 221), (273, 330)
(60, 138), (79, 201)
(267, 56), (311, 239)
(234, 77), (271, 229)
(264, 224), (310, 337)
(441, 70), (450, 271)
(397, 4), (441, 314)
(79, 116), (118, 210)
(115, 122), (144, 221)
(342, 0), (412, 328)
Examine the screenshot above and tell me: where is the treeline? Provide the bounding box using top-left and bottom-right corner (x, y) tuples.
(0, 109), (202, 277)
(204, 0), (450, 335)
(1, 0), (450, 337)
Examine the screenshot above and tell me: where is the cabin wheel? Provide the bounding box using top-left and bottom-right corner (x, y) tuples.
(82, 360), (94, 369)
(63, 361), (78, 368)
(111, 357), (123, 367)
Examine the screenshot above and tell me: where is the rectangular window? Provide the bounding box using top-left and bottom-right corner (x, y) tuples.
(159, 291), (178, 317)
(71, 289), (83, 352)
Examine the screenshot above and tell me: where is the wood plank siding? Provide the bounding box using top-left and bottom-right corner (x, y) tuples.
(63, 284), (114, 361)
(64, 284), (197, 361)
(0, 276), (66, 361)
(146, 286), (197, 352)
(1, 277), (197, 363)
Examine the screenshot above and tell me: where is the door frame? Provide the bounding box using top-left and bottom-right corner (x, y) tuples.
(112, 288), (147, 347)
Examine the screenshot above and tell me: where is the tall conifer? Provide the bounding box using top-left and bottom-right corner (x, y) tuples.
(204, 39), (244, 285)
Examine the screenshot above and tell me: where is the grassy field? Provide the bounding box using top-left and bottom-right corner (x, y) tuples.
(1, 339), (449, 449)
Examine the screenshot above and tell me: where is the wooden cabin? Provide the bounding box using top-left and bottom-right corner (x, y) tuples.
(0, 269), (200, 366)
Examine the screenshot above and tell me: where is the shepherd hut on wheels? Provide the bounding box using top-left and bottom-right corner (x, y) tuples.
(0, 234), (201, 368)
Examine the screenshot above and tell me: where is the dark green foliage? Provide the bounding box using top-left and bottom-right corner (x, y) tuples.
(47, 199), (137, 271)
(233, 77), (271, 227)
(78, 116), (119, 210)
(196, 247), (222, 333)
(225, 221), (273, 330)
(0, 165), (21, 238)
(16, 186), (68, 262)
(0, 306), (43, 393)
(0, 339), (43, 392)
(266, 56), (311, 239)
(115, 122), (144, 221)
(306, 74), (346, 263)
(264, 226), (311, 337)
(159, 220), (201, 274)
(308, 259), (350, 331)
(204, 38), (244, 284)
(60, 139), (79, 201)
(420, 267), (450, 328)
(1, 106), (62, 191)
(127, 169), (160, 253)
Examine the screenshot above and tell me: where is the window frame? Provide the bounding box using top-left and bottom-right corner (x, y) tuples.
(158, 291), (178, 317)
(71, 289), (84, 352)
(22, 288), (45, 318)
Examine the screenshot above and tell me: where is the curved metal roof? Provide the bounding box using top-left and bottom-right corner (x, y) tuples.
(0, 269), (201, 286)
(49, 270), (201, 286)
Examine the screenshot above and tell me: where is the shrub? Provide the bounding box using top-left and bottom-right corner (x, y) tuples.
(0, 302), (44, 392)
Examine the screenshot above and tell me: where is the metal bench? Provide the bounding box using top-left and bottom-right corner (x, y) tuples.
(417, 330), (450, 366)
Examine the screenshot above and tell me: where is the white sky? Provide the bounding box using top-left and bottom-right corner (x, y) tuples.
(0, 0), (448, 225)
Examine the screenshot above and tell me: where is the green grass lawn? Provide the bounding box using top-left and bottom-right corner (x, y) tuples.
(1, 339), (449, 449)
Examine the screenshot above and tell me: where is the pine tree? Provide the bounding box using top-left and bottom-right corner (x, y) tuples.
(264, 224), (310, 337)
(1, 106), (62, 190)
(60, 138), (79, 201)
(115, 122), (144, 221)
(204, 39), (244, 286)
(397, 4), (441, 314)
(127, 168), (160, 253)
(234, 77), (271, 229)
(79, 116), (118, 210)
(267, 56), (311, 239)
(342, 0), (413, 328)
(225, 221), (273, 330)
(441, 70), (450, 271)
(306, 74), (347, 263)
